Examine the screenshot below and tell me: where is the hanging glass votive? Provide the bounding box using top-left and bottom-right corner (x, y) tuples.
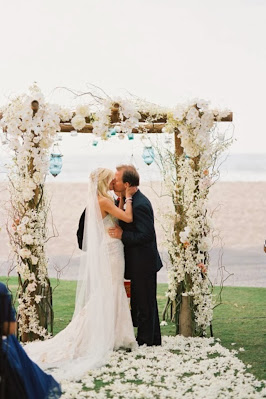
(110, 128), (117, 136)
(70, 130), (78, 137)
(92, 139), (98, 147)
(142, 146), (155, 165)
(127, 132), (134, 140)
(49, 144), (63, 177)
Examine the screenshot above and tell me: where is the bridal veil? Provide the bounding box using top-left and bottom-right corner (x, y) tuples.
(25, 171), (115, 381)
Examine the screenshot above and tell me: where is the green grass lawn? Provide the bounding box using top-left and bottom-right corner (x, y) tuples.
(1, 277), (265, 381)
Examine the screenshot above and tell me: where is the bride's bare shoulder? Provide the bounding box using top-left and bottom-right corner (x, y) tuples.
(98, 197), (113, 208)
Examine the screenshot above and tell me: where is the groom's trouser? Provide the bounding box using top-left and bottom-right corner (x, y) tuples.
(131, 273), (161, 346)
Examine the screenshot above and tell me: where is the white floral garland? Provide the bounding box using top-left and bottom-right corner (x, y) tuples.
(159, 100), (233, 334)
(71, 97), (140, 138)
(1, 87), (142, 338)
(1, 84), (62, 338)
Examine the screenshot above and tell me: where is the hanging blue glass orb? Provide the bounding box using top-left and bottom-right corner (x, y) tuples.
(110, 128), (117, 136)
(127, 132), (134, 140)
(49, 154), (63, 177)
(92, 139), (98, 146)
(142, 146), (155, 166)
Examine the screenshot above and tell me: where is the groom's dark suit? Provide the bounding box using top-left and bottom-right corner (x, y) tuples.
(119, 190), (162, 346)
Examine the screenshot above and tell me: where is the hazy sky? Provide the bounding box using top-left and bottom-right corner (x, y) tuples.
(1, 0), (265, 153)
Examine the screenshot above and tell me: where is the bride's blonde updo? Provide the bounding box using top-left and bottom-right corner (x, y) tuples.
(90, 168), (114, 202)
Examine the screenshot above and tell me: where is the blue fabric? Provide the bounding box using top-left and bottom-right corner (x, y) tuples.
(0, 282), (16, 322)
(2, 335), (62, 399)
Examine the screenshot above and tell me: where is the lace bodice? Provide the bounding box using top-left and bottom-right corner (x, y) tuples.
(103, 213), (117, 228)
(103, 214), (120, 244)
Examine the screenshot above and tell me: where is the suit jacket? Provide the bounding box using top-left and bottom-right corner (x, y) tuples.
(77, 209), (86, 250)
(120, 190), (163, 279)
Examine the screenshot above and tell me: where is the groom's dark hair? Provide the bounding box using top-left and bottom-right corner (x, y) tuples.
(117, 164), (139, 186)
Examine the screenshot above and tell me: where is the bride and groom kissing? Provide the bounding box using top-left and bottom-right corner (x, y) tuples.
(25, 164), (162, 380)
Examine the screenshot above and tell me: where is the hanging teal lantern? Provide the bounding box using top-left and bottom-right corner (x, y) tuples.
(127, 132), (134, 140)
(49, 143), (63, 177)
(92, 139), (98, 146)
(142, 146), (155, 166)
(49, 154), (63, 177)
(110, 128), (116, 136)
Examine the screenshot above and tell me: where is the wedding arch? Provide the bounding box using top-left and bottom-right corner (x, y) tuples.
(0, 85), (233, 341)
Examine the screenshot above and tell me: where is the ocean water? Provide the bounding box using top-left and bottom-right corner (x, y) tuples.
(0, 134), (266, 183)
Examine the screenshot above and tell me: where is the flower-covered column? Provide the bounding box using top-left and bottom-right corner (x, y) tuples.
(1, 86), (61, 341)
(161, 101), (232, 336)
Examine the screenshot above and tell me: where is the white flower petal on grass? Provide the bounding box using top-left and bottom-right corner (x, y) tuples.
(60, 336), (265, 398)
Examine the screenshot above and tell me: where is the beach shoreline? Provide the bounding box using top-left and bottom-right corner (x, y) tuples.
(1, 181), (266, 287)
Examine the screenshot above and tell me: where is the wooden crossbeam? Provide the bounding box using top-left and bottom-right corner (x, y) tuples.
(60, 113), (233, 134)
(0, 108), (233, 134)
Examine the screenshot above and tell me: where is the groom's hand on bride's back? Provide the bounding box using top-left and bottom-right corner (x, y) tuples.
(108, 224), (123, 239)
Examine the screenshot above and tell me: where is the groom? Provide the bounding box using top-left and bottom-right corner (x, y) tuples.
(109, 164), (162, 346)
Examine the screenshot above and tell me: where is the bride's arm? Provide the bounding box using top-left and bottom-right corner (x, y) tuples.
(100, 196), (133, 223)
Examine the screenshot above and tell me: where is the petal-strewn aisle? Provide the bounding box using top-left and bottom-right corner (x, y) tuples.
(60, 336), (266, 398)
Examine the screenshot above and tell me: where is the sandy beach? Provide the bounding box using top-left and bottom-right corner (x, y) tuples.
(0, 181), (266, 287)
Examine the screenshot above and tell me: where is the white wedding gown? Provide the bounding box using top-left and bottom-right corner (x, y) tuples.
(24, 214), (136, 381)
(103, 215), (136, 350)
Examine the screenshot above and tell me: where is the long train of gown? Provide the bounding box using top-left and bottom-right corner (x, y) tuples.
(24, 215), (136, 381)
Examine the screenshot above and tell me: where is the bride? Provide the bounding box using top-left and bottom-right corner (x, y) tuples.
(25, 168), (137, 380)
